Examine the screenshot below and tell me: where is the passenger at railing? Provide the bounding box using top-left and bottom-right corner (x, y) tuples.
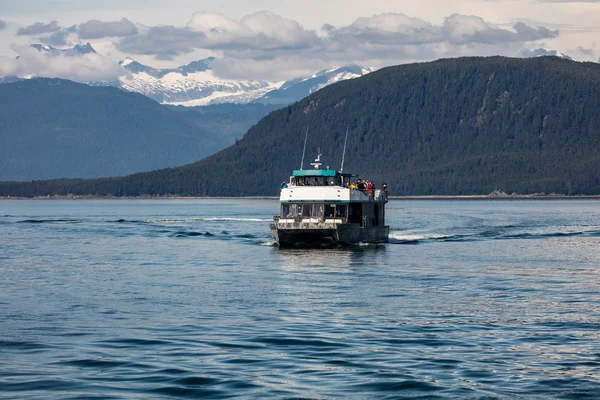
(357, 179), (365, 192)
(280, 181), (288, 189)
(381, 183), (388, 199)
(368, 181), (374, 200)
(349, 182), (357, 190)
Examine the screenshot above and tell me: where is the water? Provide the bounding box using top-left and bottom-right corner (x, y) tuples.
(1, 199), (600, 399)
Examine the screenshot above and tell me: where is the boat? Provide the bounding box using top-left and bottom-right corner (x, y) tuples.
(270, 152), (389, 246)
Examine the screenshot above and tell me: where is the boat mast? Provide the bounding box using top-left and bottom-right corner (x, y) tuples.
(300, 127), (309, 170)
(311, 148), (323, 170)
(340, 126), (349, 173)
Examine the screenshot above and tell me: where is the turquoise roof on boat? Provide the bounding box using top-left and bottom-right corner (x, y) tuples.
(293, 169), (337, 177)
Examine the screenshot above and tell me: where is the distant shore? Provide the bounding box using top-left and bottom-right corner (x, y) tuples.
(2, 194), (600, 201)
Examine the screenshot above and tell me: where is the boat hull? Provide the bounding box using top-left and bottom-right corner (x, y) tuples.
(270, 222), (389, 247)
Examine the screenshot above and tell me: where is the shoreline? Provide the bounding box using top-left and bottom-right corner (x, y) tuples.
(2, 195), (600, 201)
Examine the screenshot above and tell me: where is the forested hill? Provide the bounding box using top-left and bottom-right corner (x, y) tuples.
(2, 56), (600, 197)
(0, 79), (224, 180)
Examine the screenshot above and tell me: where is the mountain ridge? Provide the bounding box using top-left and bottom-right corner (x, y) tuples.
(117, 56), (373, 106)
(2, 56), (599, 197)
(5, 43), (375, 106)
(0, 78), (226, 181)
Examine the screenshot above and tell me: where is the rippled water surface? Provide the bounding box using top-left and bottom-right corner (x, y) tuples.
(2, 199), (600, 399)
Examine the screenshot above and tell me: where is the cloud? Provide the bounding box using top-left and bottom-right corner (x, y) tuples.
(513, 22), (558, 41)
(567, 46), (599, 62)
(3, 11), (563, 82)
(0, 20), (6, 32)
(0, 44), (125, 82)
(117, 25), (205, 57)
(110, 11), (560, 80)
(117, 11), (320, 59)
(537, 0), (600, 2)
(328, 13), (557, 47)
(78, 18), (138, 39)
(17, 20), (60, 36)
(41, 30), (71, 47)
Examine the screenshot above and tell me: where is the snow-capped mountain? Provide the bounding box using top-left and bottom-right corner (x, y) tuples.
(518, 48), (576, 61)
(10, 43), (374, 106)
(29, 42), (97, 56)
(118, 58), (373, 106)
(118, 57), (283, 106)
(256, 65), (374, 105)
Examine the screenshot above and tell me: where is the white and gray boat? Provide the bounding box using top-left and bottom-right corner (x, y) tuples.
(270, 153), (389, 246)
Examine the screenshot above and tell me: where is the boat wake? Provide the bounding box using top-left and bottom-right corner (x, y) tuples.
(145, 217), (271, 223)
(17, 219), (83, 224)
(389, 228), (600, 244)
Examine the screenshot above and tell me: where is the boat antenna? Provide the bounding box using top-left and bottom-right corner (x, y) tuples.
(340, 125), (349, 173)
(300, 127), (309, 170)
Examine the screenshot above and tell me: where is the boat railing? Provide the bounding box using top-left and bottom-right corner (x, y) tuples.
(276, 216), (348, 225)
(360, 189), (387, 201)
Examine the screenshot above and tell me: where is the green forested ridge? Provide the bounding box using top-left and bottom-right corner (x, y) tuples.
(166, 103), (283, 146)
(0, 79), (266, 181)
(2, 56), (600, 197)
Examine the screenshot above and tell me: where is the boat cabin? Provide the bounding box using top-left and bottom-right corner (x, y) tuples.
(278, 168), (387, 228)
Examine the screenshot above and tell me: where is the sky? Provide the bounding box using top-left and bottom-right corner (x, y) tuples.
(0, 0), (599, 82)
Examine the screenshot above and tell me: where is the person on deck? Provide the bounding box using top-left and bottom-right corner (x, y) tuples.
(280, 181), (288, 189)
(357, 180), (365, 192)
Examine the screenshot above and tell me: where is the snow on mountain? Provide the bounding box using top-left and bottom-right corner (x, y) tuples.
(117, 58), (373, 106)
(29, 42), (97, 56)
(18, 44), (373, 106)
(256, 65), (374, 105)
(118, 57), (283, 105)
(518, 48), (576, 61)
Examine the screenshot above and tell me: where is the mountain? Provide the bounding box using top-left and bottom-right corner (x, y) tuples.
(118, 57), (281, 105)
(166, 103), (284, 146)
(6, 43), (374, 107)
(29, 42), (97, 56)
(117, 57), (373, 106)
(255, 65), (373, 105)
(518, 48), (575, 61)
(0, 78), (229, 181)
(119, 57), (213, 77)
(4, 56), (599, 197)
(0, 76), (22, 84)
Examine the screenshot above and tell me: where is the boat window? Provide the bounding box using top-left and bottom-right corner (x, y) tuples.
(326, 204), (335, 217)
(301, 204), (312, 217)
(349, 203), (362, 224)
(281, 204), (291, 217)
(313, 204), (324, 217)
(335, 205), (347, 218)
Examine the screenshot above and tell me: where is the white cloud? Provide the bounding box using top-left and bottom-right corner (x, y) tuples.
(114, 11), (557, 77)
(0, 10), (565, 82)
(0, 44), (125, 82)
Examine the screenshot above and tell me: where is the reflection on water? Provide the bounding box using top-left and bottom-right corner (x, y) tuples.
(277, 246), (387, 270)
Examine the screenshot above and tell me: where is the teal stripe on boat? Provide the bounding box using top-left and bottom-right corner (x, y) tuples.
(292, 170), (337, 177)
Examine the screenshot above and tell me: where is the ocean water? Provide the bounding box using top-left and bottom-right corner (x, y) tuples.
(1, 199), (600, 399)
